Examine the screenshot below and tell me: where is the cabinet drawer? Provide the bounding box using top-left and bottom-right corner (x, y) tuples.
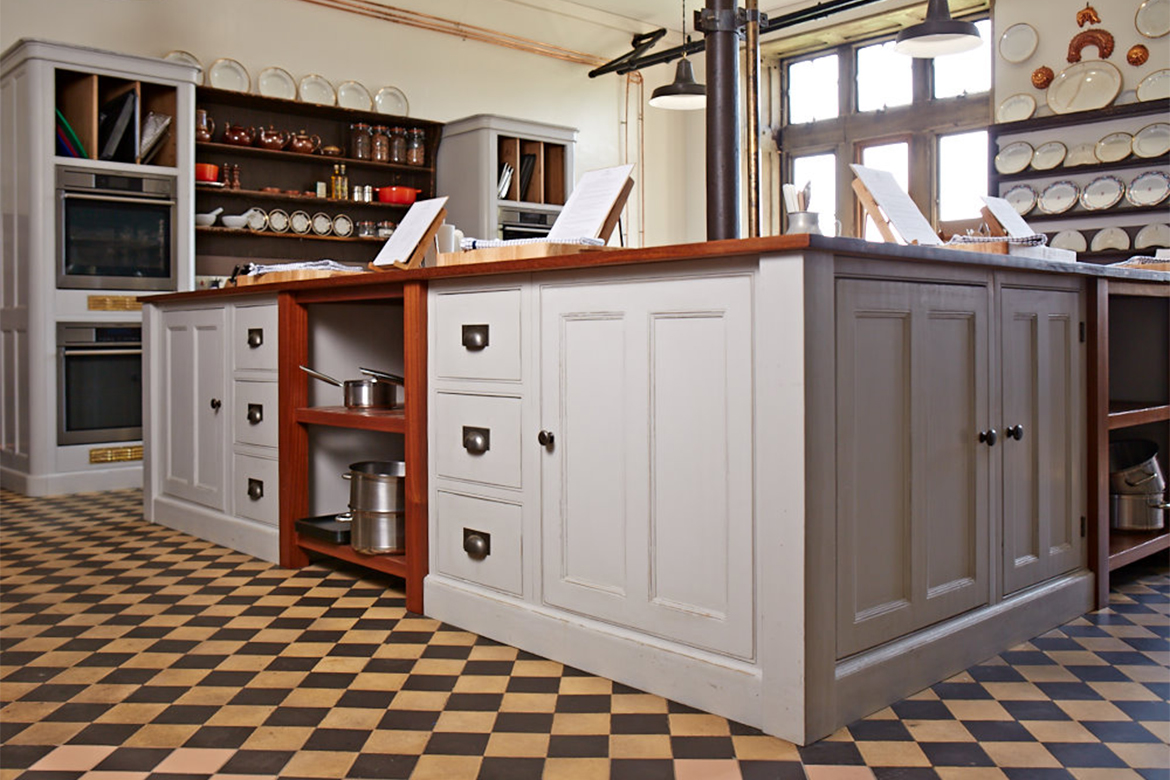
(434, 288), (522, 381)
(436, 490), (522, 595)
(233, 381), (279, 448)
(435, 392), (523, 489)
(234, 303), (279, 371)
(233, 453), (279, 526)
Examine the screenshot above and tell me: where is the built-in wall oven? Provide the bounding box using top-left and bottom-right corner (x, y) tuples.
(57, 167), (177, 291)
(57, 323), (142, 446)
(498, 207), (556, 240)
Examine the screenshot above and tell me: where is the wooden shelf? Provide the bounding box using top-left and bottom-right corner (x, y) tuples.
(1108, 402), (1170, 430)
(992, 98), (1170, 135)
(297, 534), (408, 578)
(197, 141), (433, 175)
(195, 184), (409, 212)
(195, 225), (384, 243)
(1108, 529), (1170, 571)
(1025, 203), (1170, 223)
(294, 405), (406, 433)
(995, 154), (1170, 185)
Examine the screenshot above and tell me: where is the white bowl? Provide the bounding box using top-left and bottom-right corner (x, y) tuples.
(195, 213), (217, 227)
(221, 215), (249, 229)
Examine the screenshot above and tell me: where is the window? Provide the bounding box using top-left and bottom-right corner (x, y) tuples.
(778, 14), (991, 237)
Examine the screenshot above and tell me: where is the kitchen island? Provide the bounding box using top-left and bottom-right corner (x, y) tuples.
(142, 235), (1168, 744)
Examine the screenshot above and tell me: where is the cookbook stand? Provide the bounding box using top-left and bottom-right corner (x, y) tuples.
(851, 178), (900, 244)
(369, 199), (448, 272)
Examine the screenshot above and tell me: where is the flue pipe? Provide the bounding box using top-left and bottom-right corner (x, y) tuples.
(705, 0), (741, 240)
(744, 0), (761, 238)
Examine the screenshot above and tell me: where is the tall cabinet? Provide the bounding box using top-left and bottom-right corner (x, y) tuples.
(0, 38), (196, 496)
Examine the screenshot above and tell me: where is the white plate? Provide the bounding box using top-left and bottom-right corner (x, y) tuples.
(996, 93), (1036, 123)
(1050, 230), (1087, 252)
(374, 86), (409, 116)
(1032, 141), (1067, 170)
(311, 212), (333, 236)
(1133, 122), (1170, 158)
(333, 214), (354, 237)
(1065, 142), (1097, 167)
(1095, 132), (1133, 163)
(289, 210), (312, 234)
(164, 50), (203, 75)
(1136, 0), (1170, 38)
(1079, 175), (1125, 211)
(299, 74), (336, 106)
(1047, 60), (1122, 114)
(244, 207), (268, 231)
(257, 66), (296, 100)
(995, 141), (1033, 174)
(268, 209), (290, 233)
(1127, 171), (1170, 206)
(1090, 227), (1130, 252)
(337, 80), (373, 111)
(1038, 181), (1080, 214)
(1135, 222), (1170, 249)
(1136, 69), (1170, 102)
(1003, 184), (1038, 215)
(208, 57), (250, 92)
(998, 23), (1039, 63)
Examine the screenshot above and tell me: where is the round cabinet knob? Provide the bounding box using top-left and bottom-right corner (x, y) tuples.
(978, 428), (998, 446)
(246, 328), (264, 349)
(210, 398), (222, 412)
(1006, 424), (1024, 441)
(247, 478), (264, 500)
(537, 430), (555, 448)
(464, 533), (489, 560)
(247, 404), (263, 425)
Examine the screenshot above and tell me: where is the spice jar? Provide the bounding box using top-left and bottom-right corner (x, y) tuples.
(377, 220), (396, 238)
(349, 122), (372, 160)
(357, 220), (376, 237)
(371, 126), (390, 163)
(406, 128), (426, 166)
(389, 127), (407, 165)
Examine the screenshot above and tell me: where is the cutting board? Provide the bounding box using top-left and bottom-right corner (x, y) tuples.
(435, 243), (609, 266)
(234, 269), (369, 286)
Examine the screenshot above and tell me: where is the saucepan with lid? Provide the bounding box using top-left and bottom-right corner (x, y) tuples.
(299, 365), (403, 409)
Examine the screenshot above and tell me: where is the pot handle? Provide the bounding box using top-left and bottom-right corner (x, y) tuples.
(1147, 499), (1170, 509)
(359, 366), (405, 385)
(1126, 472), (1158, 487)
(300, 365), (344, 386)
(342, 473), (352, 480)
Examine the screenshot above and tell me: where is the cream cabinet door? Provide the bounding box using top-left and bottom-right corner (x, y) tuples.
(1001, 287), (1084, 594)
(160, 308), (226, 510)
(539, 273), (755, 660)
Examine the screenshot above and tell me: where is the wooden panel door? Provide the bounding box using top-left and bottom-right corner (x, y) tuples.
(836, 279), (990, 658)
(539, 273), (755, 659)
(1001, 287), (1084, 594)
(160, 307), (226, 509)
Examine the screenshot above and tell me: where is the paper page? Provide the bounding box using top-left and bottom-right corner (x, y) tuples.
(547, 163), (634, 241)
(980, 196), (1036, 239)
(372, 196), (448, 267)
(849, 164), (941, 246)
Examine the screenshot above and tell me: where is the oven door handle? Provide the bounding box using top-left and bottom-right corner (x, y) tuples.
(60, 348), (142, 357)
(61, 192), (176, 207)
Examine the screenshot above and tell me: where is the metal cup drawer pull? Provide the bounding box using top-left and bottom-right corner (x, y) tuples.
(461, 324), (489, 351)
(463, 527), (491, 560)
(462, 426), (491, 454)
(246, 403), (263, 425)
(246, 328), (264, 348)
(247, 478), (264, 500)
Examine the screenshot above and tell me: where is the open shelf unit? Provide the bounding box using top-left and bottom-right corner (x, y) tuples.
(279, 281), (428, 613)
(56, 67), (179, 166)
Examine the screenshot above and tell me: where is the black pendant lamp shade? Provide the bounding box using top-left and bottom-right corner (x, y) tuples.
(650, 56), (706, 109)
(894, 0), (981, 57)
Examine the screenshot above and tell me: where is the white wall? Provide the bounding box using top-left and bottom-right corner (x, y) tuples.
(0, 0), (707, 246)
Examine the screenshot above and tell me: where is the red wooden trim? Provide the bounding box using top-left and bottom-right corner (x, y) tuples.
(279, 292), (311, 569)
(1086, 278), (1110, 610)
(294, 406), (407, 433)
(1107, 404), (1170, 430)
(403, 280), (429, 615)
(1108, 531), (1170, 571)
(297, 535), (409, 578)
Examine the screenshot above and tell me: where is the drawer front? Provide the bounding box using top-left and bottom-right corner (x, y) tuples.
(435, 393), (522, 489)
(436, 490), (522, 595)
(434, 288), (522, 381)
(233, 454), (279, 525)
(234, 381), (279, 448)
(234, 303), (279, 371)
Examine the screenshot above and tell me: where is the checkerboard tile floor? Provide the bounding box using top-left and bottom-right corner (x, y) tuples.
(1, 488), (1166, 780)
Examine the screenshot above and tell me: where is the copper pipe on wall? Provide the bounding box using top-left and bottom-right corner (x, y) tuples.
(294, 0), (607, 66)
(705, 0), (741, 240)
(744, 0), (761, 238)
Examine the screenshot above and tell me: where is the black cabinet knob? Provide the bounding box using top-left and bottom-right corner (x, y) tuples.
(247, 478), (264, 500)
(462, 324), (489, 351)
(247, 403), (263, 425)
(246, 328), (264, 348)
(210, 398), (222, 412)
(463, 528), (491, 560)
(979, 428), (998, 446)
(538, 430), (555, 448)
(462, 426), (491, 454)
(1006, 424), (1024, 441)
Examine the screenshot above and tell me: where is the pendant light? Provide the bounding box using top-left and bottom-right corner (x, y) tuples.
(650, 0), (706, 110)
(894, 0), (982, 58)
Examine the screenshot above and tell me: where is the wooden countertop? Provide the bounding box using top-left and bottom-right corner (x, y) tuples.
(147, 235), (1169, 304)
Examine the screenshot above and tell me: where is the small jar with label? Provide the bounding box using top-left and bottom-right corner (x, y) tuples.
(406, 128), (426, 166)
(377, 220), (396, 238)
(389, 127), (407, 165)
(357, 220), (376, 237)
(371, 126), (390, 163)
(349, 123), (372, 160)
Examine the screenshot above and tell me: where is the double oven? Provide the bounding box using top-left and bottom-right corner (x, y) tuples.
(54, 166), (174, 446)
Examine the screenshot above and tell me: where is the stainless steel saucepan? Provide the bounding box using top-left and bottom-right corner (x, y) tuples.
(299, 365), (402, 409)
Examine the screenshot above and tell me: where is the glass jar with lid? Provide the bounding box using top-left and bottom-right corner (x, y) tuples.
(371, 126), (390, 163)
(389, 127), (407, 165)
(406, 128), (426, 166)
(349, 123), (372, 160)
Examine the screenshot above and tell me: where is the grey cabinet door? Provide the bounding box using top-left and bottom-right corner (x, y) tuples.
(836, 279), (991, 658)
(1001, 287), (1084, 594)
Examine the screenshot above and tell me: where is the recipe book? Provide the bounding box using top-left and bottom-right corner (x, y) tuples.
(547, 163), (634, 243)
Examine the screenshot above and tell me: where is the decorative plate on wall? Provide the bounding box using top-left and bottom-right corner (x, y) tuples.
(997, 93), (1036, 123)
(1047, 60), (1121, 114)
(337, 81), (373, 111)
(995, 141), (1034, 174)
(1003, 184), (1038, 215)
(164, 50), (203, 75)
(1133, 122), (1170, 157)
(1079, 175), (1125, 211)
(1135, 0), (1170, 38)
(299, 74), (336, 106)
(1065, 143), (1098, 166)
(1032, 141), (1067, 170)
(311, 212), (333, 236)
(999, 23), (1039, 63)
(375, 86), (409, 116)
(267, 209), (290, 233)
(1095, 132), (1133, 163)
(1090, 227), (1130, 252)
(207, 57), (250, 92)
(289, 210), (312, 234)
(257, 67), (296, 100)
(1136, 68), (1170, 101)
(1135, 222), (1170, 249)
(1127, 170), (1170, 206)
(1050, 230), (1087, 252)
(1038, 180), (1080, 214)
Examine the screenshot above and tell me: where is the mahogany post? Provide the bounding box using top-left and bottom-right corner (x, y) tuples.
(279, 291), (311, 569)
(403, 281), (429, 614)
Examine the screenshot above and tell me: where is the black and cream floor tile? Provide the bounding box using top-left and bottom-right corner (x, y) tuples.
(2, 488), (1166, 780)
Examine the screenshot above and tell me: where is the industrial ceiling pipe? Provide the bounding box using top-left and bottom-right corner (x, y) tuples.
(744, 0), (761, 238)
(704, 0), (741, 240)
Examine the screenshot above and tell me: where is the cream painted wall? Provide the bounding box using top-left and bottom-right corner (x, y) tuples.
(0, 0), (709, 245)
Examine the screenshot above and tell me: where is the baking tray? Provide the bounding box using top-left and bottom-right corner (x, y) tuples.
(295, 513), (352, 544)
